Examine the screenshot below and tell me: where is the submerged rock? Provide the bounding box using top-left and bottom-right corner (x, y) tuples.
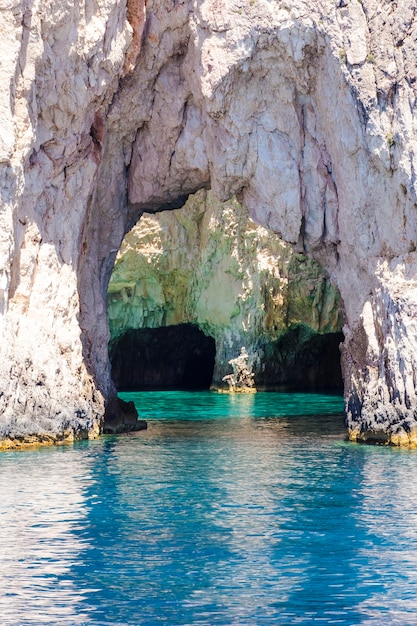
(1, 0), (417, 445)
(103, 398), (147, 434)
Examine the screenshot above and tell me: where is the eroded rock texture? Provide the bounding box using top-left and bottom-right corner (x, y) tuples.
(1, 0), (417, 445)
(0, 0), (140, 445)
(108, 190), (342, 390)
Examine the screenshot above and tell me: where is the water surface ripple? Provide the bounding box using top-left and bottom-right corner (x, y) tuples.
(1, 392), (417, 625)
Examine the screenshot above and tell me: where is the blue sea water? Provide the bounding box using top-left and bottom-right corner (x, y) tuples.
(2, 391), (417, 625)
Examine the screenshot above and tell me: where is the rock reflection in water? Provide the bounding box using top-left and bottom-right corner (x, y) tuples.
(1, 392), (417, 625)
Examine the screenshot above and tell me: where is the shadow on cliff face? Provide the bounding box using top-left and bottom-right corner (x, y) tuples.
(110, 324), (216, 391)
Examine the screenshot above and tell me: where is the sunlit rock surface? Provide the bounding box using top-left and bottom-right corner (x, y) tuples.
(108, 190), (342, 389)
(1, 0), (417, 444)
(0, 0), (144, 444)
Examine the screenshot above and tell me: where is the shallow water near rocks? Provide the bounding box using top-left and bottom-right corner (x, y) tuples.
(2, 391), (417, 625)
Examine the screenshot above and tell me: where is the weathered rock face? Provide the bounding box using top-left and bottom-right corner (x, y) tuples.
(1, 0), (417, 445)
(0, 0), (141, 444)
(108, 189), (342, 389)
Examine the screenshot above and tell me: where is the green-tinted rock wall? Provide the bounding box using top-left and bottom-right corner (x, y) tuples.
(108, 190), (343, 389)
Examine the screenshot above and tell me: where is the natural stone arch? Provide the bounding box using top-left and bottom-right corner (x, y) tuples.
(1, 0), (417, 446)
(87, 0), (417, 445)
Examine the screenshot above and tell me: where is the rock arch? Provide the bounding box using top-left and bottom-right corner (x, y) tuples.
(1, 0), (417, 446)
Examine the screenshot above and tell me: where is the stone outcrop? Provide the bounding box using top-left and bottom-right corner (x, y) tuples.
(108, 189), (342, 389)
(0, 0), (140, 443)
(1, 0), (417, 445)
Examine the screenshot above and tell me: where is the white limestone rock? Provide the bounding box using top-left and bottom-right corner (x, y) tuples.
(0, 0), (138, 445)
(1, 0), (417, 445)
(109, 0), (417, 444)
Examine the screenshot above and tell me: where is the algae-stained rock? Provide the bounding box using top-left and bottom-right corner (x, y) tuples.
(108, 190), (343, 387)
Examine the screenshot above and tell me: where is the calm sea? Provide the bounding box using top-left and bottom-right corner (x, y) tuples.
(1, 391), (417, 625)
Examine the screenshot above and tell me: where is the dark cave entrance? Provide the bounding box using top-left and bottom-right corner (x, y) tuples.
(257, 326), (344, 393)
(109, 324), (344, 393)
(110, 324), (216, 391)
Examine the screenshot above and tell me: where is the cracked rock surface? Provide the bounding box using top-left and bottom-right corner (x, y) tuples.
(1, 0), (417, 445)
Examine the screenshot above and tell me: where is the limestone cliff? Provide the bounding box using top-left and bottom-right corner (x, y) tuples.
(1, 0), (417, 445)
(0, 0), (143, 445)
(108, 189), (342, 388)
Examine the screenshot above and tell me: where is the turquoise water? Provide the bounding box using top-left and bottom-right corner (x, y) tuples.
(2, 391), (417, 625)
